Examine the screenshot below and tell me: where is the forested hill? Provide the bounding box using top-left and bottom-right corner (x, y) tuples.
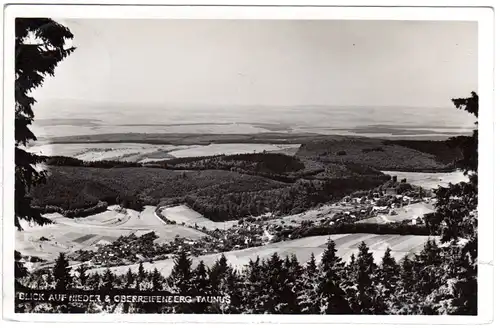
(30, 151), (389, 222)
(296, 138), (462, 172)
(29, 135), (464, 221)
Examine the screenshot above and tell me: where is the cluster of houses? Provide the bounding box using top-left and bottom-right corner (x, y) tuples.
(68, 176), (435, 268)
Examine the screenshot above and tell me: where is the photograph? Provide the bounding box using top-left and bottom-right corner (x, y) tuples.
(5, 5), (488, 320)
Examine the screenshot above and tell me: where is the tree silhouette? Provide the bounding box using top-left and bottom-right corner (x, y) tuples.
(378, 248), (399, 299)
(76, 263), (89, 287)
(125, 268), (135, 288)
(168, 249), (194, 313)
(354, 242), (382, 314)
(318, 240), (351, 314)
(15, 19), (75, 230)
(14, 250), (28, 282)
(102, 267), (115, 291)
(136, 262), (146, 290)
(242, 257), (264, 313)
(192, 261), (210, 313)
(53, 252), (71, 291)
(297, 253), (320, 313)
(449, 91), (478, 174)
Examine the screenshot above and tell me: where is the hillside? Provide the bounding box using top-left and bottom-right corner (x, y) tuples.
(30, 166), (286, 210)
(296, 138), (460, 172)
(30, 154), (389, 222)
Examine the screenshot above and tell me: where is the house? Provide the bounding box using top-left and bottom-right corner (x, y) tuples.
(385, 188), (397, 195)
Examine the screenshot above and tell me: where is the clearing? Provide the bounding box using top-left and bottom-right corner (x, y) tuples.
(381, 170), (469, 190)
(267, 203), (354, 227)
(160, 205), (239, 230)
(356, 201), (435, 224)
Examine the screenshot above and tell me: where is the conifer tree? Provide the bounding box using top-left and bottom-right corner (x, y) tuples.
(392, 255), (421, 314)
(14, 251), (28, 285)
(281, 254), (302, 313)
(46, 271), (55, 289)
(53, 252), (71, 291)
(208, 253), (229, 296)
(242, 257), (264, 313)
(378, 248), (399, 298)
(319, 240), (351, 314)
(76, 263), (89, 288)
(223, 268), (245, 313)
(354, 242), (384, 314)
(150, 268), (163, 291)
(102, 267), (115, 291)
(125, 268), (135, 288)
(167, 249), (193, 313)
(413, 239), (443, 296)
(192, 261), (210, 313)
(427, 92), (479, 314)
(261, 252), (288, 314)
(136, 262), (146, 290)
(15, 18), (75, 230)
(297, 253), (320, 313)
(87, 272), (101, 290)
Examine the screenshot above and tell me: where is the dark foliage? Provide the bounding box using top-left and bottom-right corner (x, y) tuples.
(382, 139), (463, 165)
(15, 239), (475, 315)
(42, 155), (142, 168)
(15, 18), (75, 230)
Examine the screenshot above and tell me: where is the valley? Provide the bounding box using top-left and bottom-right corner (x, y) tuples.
(17, 134), (469, 275)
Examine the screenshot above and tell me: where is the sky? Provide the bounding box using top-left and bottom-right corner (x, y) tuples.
(30, 19), (478, 130)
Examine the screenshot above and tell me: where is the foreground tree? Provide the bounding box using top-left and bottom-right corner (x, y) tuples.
(53, 252), (72, 291)
(429, 92), (479, 315)
(15, 19), (75, 230)
(318, 240), (351, 314)
(167, 249), (194, 313)
(297, 253), (320, 313)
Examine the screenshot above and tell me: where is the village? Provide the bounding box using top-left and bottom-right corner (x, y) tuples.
(68, 175), (436, 269)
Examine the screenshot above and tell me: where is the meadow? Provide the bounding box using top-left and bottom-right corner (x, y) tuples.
(16, 205), (207, 266)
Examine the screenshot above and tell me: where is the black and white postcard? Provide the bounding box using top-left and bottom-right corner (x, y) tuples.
(1, 2), (496, 325)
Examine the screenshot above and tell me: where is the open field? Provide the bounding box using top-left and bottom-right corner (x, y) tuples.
(381, 170), (469, 190)
(168, 143), (300, 158)
(356, 202), (436, 224)
(160, 205), (239, 230)
(89, 233), (438, 277)
(25, 142), (301, 163)
(15, 206), (207, 266)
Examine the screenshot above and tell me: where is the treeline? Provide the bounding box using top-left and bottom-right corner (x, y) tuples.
(156, 152), (307, 182)
(154, 207), (177, 225)
(41, 156), (142, 168)
(33, 201), (109, 218)
(160, 153), (304, 172)
(15, 238), (476, 315)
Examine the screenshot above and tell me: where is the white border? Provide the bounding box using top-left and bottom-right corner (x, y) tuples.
(1, 1), (496, 325)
